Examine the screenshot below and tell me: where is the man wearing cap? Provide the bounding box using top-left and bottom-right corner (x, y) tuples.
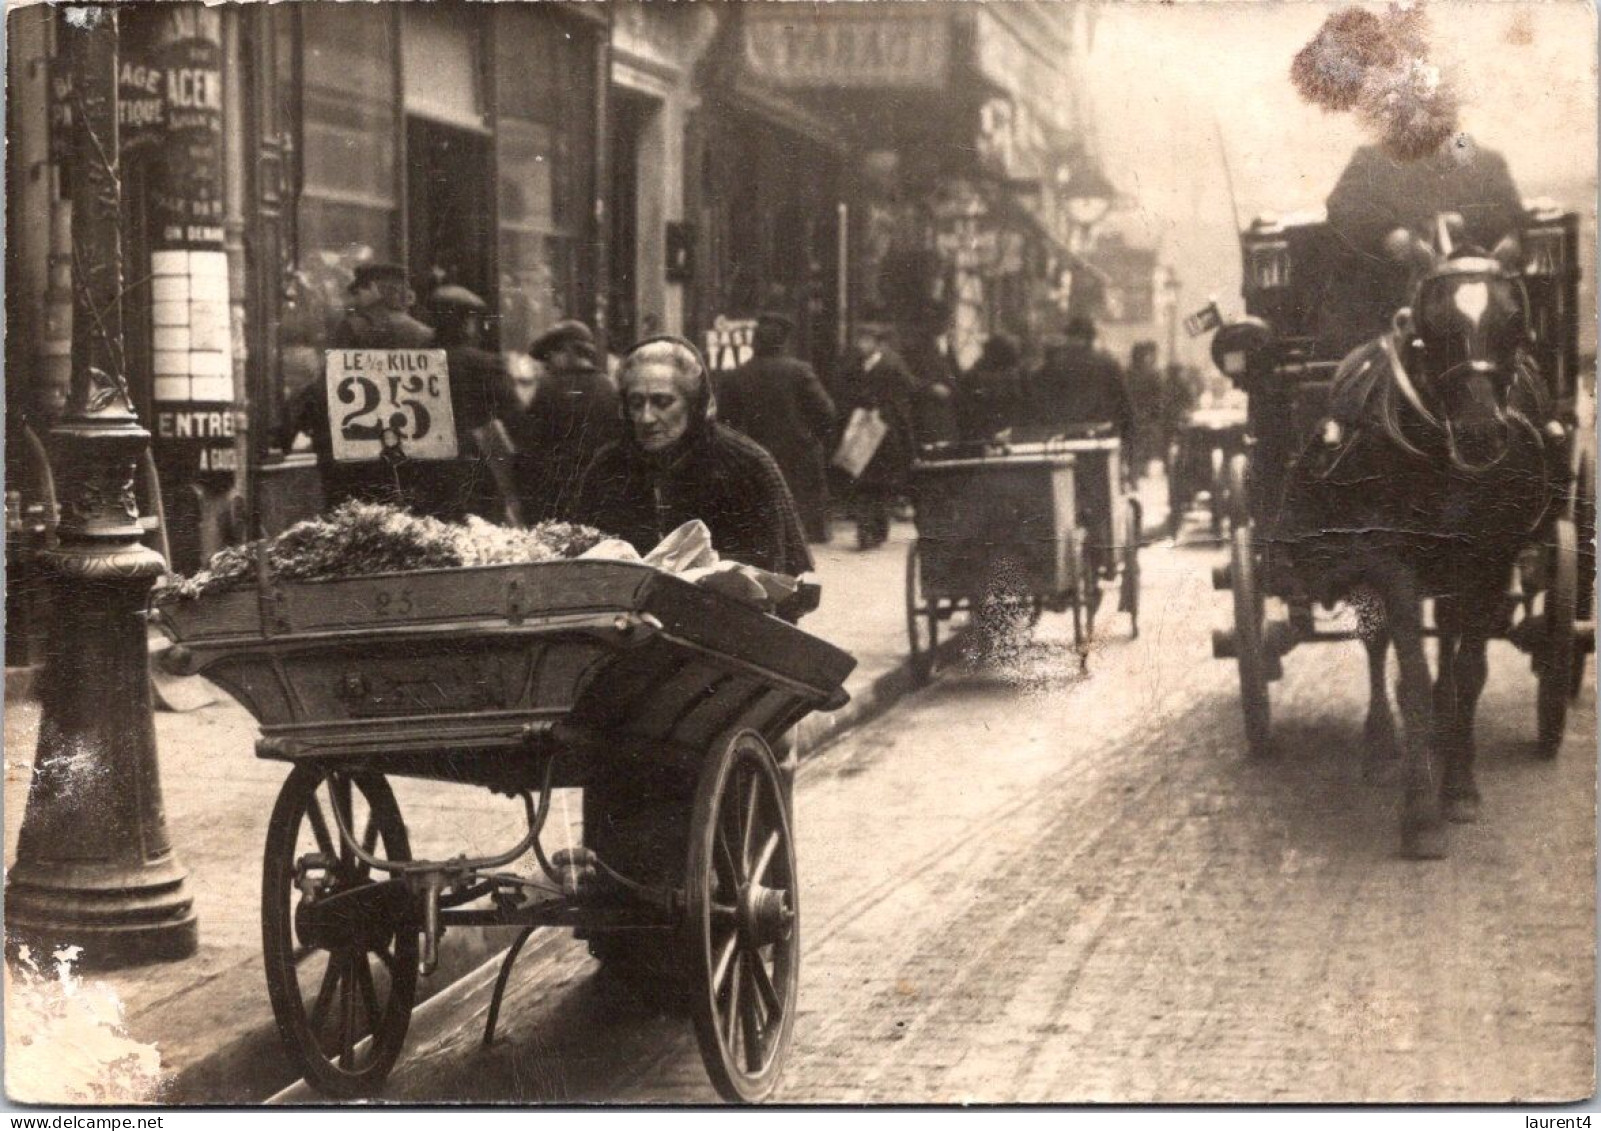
(332, 262), (436, 350)
(716, 312), (838, 543)
(1029, 316), (1134, 451)
(515, 320), (621, 523)
(280, 262), (439, 511)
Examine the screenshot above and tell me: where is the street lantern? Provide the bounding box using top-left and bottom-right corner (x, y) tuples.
(6, 4), (197, 968)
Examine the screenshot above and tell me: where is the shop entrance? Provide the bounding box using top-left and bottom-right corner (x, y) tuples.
(406, 117), (493, 322)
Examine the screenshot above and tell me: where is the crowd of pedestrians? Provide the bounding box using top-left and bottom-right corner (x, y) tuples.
(281, 264), (1199, 568)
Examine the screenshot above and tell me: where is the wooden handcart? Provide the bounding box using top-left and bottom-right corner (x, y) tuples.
(157, 558), (855, 1103)
(905, 429), (1141, 685)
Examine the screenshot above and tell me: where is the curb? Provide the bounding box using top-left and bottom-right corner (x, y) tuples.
(167, 643), (944, 1104)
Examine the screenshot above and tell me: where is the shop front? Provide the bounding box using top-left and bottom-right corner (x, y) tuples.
(243, 2), (608, 538)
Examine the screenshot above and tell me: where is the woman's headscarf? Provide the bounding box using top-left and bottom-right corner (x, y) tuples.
(615, 335), (719, 459)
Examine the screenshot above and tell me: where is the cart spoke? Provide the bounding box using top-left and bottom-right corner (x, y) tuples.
(740, 768), (760, 875)
(360, 811), (381, 863)
(307, 953), (342, 1036)
(751, 831), (780, 886)
(740, 954), (765, 1072)
(331, 776), (356, 873)
(304, 797), (336, 861)
(711, 930), (739, 996)
(374, 944), (397, 977)
(711, 902), (739, 921)
(722, 943), (744, 1041)
(353, 954), (382, 1030)
(749, 950), (782, 1019)
(338, 951), (359, 1069)
(715, 826), (741, 890)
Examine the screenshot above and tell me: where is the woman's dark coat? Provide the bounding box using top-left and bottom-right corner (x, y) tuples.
(716, 352), (837, 540)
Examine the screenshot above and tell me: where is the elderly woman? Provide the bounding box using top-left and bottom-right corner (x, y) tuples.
(574, 336), (812, 578)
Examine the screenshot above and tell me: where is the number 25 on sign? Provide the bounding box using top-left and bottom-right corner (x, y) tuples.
(325, 350), (458, 462)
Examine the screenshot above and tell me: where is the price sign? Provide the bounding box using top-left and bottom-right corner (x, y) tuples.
(325, 350), (458, 463)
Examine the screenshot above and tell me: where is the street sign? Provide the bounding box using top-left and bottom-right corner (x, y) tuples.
(705, 316), (757, 372)
(325, 350), (458, 462)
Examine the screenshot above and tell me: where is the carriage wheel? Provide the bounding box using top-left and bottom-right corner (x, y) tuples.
(1571, 447), (1595, 700)
(905, 541), (939, 686)
(686, 731), (799, 1104)
(262, 765), (418, 1098)
(1121, 498), (1142, 639)
(1537, 518), (1578, 758)
(1230, 525), (1273, 758)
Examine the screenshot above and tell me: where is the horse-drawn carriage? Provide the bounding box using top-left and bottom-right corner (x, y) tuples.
(1199, 203), (1594, 853)
(904, 426), (1141, 684)
(157, 557), (854, 1102)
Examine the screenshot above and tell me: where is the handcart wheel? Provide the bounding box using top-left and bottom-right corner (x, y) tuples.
(1231, 524), (1273, 758)
(905, 541), (939, 686)
(686, 731), (799, 1104)
(262, 765), (418, 1098)
(1165, 440), (1185, 540)
(1121, 497), (1142, 639)
(1536, 518), (1578, 758)
(1570, 446), (1595, 700)
(1226, 453), (1251, 531)
(1208, 447), (1227, 537)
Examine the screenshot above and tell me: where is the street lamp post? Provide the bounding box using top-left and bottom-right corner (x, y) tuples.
(6, 5), (198, 968)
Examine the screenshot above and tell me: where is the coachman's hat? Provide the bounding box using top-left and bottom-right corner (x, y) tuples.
(347, 262), (409, 294)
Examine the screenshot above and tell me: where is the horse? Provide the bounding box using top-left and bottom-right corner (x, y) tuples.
(1269, 249), (1560, 859)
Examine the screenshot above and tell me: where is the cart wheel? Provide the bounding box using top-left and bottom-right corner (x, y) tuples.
(262, 765), (418, 1098)
(1230, 525), (1273, 758)
(1121, 498), (1142, 639)
(1571, 446), (1595, 700)
(905, 541), (939, 686)
(1226, 453), (1251, 531)
(1537, 518), (1578, 758)
(686, 731), (799, 1104)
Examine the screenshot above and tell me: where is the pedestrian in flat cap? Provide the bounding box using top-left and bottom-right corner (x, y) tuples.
(716, 312), (838, 544)
(330, 262), (436, 350)
(575, 335), (811, 580)
(837, 319), (917, 550)
(516, 319), (621, 523)
(280, 262), (443, 513)
(958, 332), (1027, 441)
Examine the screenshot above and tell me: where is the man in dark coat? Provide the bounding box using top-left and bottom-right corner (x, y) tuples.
(1030, 316), (1134, 449)
(837, 321), (917, 550)
(1323, 141), (1525, 353)
(330, 262), (437, 350)
(716, 312), (837, 543)
(958, 332), (1028, 440)
(574, 336), (811, 579)
(515, 320), (621, 524)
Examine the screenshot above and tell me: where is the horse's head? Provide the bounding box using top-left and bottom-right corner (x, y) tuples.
(1396, 255), (1531, 471)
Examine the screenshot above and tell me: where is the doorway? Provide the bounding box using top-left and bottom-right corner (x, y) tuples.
(406, 117), (493, 323)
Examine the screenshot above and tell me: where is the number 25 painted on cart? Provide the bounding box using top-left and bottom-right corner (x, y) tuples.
(325, 350), (459, 462)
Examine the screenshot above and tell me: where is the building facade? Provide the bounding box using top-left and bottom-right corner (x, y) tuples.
(5, 0), (1103, 609)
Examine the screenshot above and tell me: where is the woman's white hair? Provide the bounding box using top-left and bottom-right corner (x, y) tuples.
(618, 338), (716, 418)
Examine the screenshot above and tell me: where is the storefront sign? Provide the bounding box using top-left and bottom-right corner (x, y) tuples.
(154, 403), (237, 477)
(743, 9), (949, 89)
(705, 317), (757, 373)
(326, 351), (459, 463)
(151, 33), (225, 246)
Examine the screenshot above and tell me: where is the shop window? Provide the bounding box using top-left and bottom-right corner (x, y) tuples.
(281, 4), (397, 427)
(495, 4), (595, 361)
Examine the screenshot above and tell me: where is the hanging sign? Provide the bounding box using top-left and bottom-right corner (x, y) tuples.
(705, 316), (757, 372)
(326, 351), (459, 463)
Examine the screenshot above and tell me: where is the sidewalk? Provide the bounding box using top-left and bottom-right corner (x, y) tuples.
(2, 515), (940, 1105)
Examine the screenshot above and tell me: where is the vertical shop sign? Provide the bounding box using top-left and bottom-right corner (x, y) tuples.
(141, 6), (234, 484)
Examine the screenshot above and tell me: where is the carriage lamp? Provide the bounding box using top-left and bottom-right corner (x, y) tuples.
(1247, 239), (1292, 292)
(1523, 226), (1565, 278)
(5, 8), (197, 967)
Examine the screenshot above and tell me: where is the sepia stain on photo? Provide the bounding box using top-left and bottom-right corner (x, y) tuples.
(2, 0), (1594, 1109)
